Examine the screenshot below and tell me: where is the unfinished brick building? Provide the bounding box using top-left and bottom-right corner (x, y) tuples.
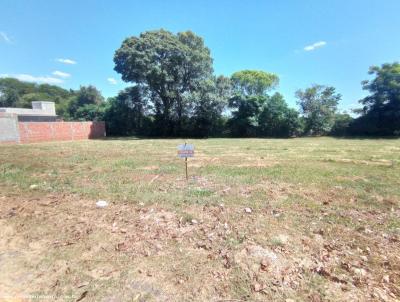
(0, 101), (105, 144)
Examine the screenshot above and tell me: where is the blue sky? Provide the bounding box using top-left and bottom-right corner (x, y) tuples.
(1, 0), (400, 111)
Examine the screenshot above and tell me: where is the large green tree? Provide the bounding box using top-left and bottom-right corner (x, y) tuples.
(105, 86), (152, 136)
(190, 75), (231, 137)
(73, 85), (104, 107)
(228, 95), (265, 137)
(296, 85), (340, 135)
(68, 85), (105, 120)
(114, 29), (213, 136)
(330, 113), (353, 136)
(350, 62), (400, 135)
(258, 93), (302, 137)
(227, 69), (280, 136)
(359, 63), (400, 113)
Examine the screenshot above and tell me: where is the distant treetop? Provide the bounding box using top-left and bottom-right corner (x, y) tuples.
(231, 70), (279, 96)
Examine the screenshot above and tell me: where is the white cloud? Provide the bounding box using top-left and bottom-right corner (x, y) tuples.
(0, 73), (63, 84)
(304, 41), (327, 51)
(56, 58), (77, 64)
(0, 31), (12, 44)
(107, 77), (117, 85)
(52, 70), (71, 78)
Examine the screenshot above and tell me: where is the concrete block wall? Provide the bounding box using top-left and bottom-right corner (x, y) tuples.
(0, 113), (19, 143)
(1, 101), (57, 116)
(31, 101), (56, 115)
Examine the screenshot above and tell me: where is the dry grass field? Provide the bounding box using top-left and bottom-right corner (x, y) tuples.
(0, 137), (399, 301)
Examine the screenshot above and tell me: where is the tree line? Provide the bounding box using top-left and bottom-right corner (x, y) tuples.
(1, 29), (399, 137)
(0, 77), (106, 121)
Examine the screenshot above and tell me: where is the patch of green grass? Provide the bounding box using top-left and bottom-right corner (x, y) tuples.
(1, 137), (399, 209)
(225, 233), (246, 248)
(0, 163), (33, 189)
(270, 237), (285, 247)
(113, 158), (138, 169)
(187, 187), (214, 197)
(386, 216), (400, 232)
(230, 266), (252, 300)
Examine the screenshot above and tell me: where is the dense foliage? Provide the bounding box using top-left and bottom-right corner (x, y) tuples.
(113, 29), (214, 136)
(349, 62), (400, 136)
(0, 77), (74, 118)
(296, 85), (341, 135)
(231, 70), (279, 96)
(258, 93), (302, 137)
(1, 30), (399, 137)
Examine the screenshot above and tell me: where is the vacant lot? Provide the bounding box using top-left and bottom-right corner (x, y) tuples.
(0, 137), (399, 301)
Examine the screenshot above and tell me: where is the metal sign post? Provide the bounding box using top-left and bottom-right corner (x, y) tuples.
(177, 143), (194, 181)
(185, 157), (188, 180)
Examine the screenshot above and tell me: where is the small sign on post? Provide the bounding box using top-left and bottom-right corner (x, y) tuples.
(177, 143), (194, 180)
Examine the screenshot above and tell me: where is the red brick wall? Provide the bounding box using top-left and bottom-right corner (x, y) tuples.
(18, 121), (105, 143)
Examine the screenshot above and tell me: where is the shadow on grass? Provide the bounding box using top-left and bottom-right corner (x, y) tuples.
(98, 135), (400, 141)
(331, 135), (400, 140)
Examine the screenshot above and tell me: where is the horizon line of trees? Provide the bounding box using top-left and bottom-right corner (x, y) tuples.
(1, 29), (399, 138)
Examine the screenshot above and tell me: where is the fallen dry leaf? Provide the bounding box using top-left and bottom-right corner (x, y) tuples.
(76, 290), (88, 302)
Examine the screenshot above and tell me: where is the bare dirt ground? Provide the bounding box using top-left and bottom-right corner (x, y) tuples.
(0, 138), (399, 301)
(1, 189), (399, 301)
